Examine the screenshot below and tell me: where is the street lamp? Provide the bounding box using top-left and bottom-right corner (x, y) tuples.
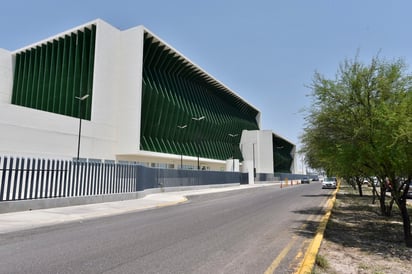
(191, 116), (205, 121)
(192, 116), (205, 170)
(228, 133), (238, 171)
(75, 94), (89, 161)
(177, 124), (187, 169)
(253, 143), (256, 178)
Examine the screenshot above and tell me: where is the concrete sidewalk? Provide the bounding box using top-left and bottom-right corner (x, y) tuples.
(0, 183), (276, 234)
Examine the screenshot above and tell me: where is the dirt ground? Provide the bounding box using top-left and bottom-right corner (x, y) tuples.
(313, 184), (412, 274)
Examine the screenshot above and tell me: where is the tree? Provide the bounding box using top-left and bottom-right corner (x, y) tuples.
(301, 56), (412, 247)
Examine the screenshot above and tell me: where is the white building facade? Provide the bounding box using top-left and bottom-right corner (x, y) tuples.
(0, 19), (296, 175)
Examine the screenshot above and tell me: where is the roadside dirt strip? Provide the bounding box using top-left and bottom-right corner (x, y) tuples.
(295, 182), (340, 274)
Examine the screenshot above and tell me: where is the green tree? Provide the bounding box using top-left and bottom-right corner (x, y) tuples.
(301, 56), (412, 247)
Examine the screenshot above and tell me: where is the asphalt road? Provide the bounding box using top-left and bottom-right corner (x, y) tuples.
(0, 182), (332, 274)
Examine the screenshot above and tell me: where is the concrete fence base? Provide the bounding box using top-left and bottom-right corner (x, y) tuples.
(0, 183), (240, 214)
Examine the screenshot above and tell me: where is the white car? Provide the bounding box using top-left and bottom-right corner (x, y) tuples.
(322, 177), (337, 189)
(406, 182), (412, 199)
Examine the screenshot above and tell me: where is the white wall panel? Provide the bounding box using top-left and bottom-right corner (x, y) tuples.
(0, 48), (12, 104)
(115, 26), (145, 154)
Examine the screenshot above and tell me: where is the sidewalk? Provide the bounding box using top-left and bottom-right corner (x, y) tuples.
(0, 183), (276, 234)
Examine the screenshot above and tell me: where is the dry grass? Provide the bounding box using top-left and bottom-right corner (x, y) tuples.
(313, 184), (412, 274)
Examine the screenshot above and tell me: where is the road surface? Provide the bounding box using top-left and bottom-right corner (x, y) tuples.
(0, 182), (331, 273)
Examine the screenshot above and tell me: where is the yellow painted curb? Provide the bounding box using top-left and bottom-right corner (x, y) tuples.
(156, 197), (188, 208)
(295, 180), (340, 274)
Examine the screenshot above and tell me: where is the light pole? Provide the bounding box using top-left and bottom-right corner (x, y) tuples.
(177, 124), (187, 169)
(252, 143), (256, 178)
(75, 94), (89, 161)
(228, 133), (238, 171)
(192, 116), (205, 170)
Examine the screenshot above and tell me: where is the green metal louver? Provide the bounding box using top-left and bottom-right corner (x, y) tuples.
(141, 32), (259, 161)
(273, 135), (294, 173)
(11, 25), (96, 120)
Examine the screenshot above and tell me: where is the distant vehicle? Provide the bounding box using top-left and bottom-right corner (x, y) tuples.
(322, 177), (337, 189)
(362, 177), (380, 187)
(363, 177), (379, 187)
(301, 177), (310, 184)
(405, 182), (412, 199)
(312, 176), (319, 181)
(372, 177), (379, 187)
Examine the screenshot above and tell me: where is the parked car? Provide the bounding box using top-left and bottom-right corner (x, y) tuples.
(301, 177), (310, 184)
(364, 176), (379, 187)
(372, 177), (379, 187)
(322, 177), (337, 189)
(405, 182), (412, 199)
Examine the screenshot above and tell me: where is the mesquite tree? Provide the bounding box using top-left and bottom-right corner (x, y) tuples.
(301, 56), (412, 247)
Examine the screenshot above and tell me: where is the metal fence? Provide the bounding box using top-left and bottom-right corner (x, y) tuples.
(0, 156), (243, 202)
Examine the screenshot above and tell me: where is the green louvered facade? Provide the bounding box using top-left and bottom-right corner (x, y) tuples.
(11, 25), (96, 120)
(9, 22), (261, 163)
(141, 32), (259, 160)
(273, 135), (294, 173)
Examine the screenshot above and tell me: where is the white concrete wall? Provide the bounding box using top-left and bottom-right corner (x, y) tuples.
(0, 20), (123, 160)
(240, 130), (274, 174)
(0, 103), (80, 159)
(258, 130), (275, 173)
(117, 151), (227, 171)
(115, 26), (145, 155)
(0, 48), (12, 104)
(240, 160), (255, 184)
(290, 145), (297, 173)
(0, 19), (266, 171)
(226, 159), (239, 172)
(85, 20), (121, 159)
(0, 48), (80, 158)
(240, 130), (258, 173)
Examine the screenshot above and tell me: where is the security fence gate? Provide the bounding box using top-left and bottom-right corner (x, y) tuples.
(0, 156), (243, 202)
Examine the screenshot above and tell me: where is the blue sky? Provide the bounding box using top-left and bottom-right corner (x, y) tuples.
(1, 0), (412, 147)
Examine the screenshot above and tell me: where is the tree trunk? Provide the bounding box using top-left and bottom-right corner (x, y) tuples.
(387, 198), (394, 217)
(398, 200), (412, 247)
(371, 185), (378, 204)
(397, 178), (412, 247)
(379, 186), (387, 216)
(357, 181), (363, 197)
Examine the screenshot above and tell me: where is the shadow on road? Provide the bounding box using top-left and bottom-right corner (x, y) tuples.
(300, 193), (333, 198)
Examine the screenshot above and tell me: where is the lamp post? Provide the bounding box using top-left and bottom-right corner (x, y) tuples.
(177, 124), (187, 169)
(192, 116), (205, 170)
(75, 94), (89, 161)
(252, 143), (256, 178)
(228, 133), (238, 171)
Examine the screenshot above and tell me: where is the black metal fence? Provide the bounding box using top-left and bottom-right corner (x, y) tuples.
(0, 156), (243, 202)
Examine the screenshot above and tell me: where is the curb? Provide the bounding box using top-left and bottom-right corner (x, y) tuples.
(296, 181), (340, 274)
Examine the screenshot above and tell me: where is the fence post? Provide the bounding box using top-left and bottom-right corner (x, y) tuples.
(0, 156), (7, 201)
(6, 157), (14, 201)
